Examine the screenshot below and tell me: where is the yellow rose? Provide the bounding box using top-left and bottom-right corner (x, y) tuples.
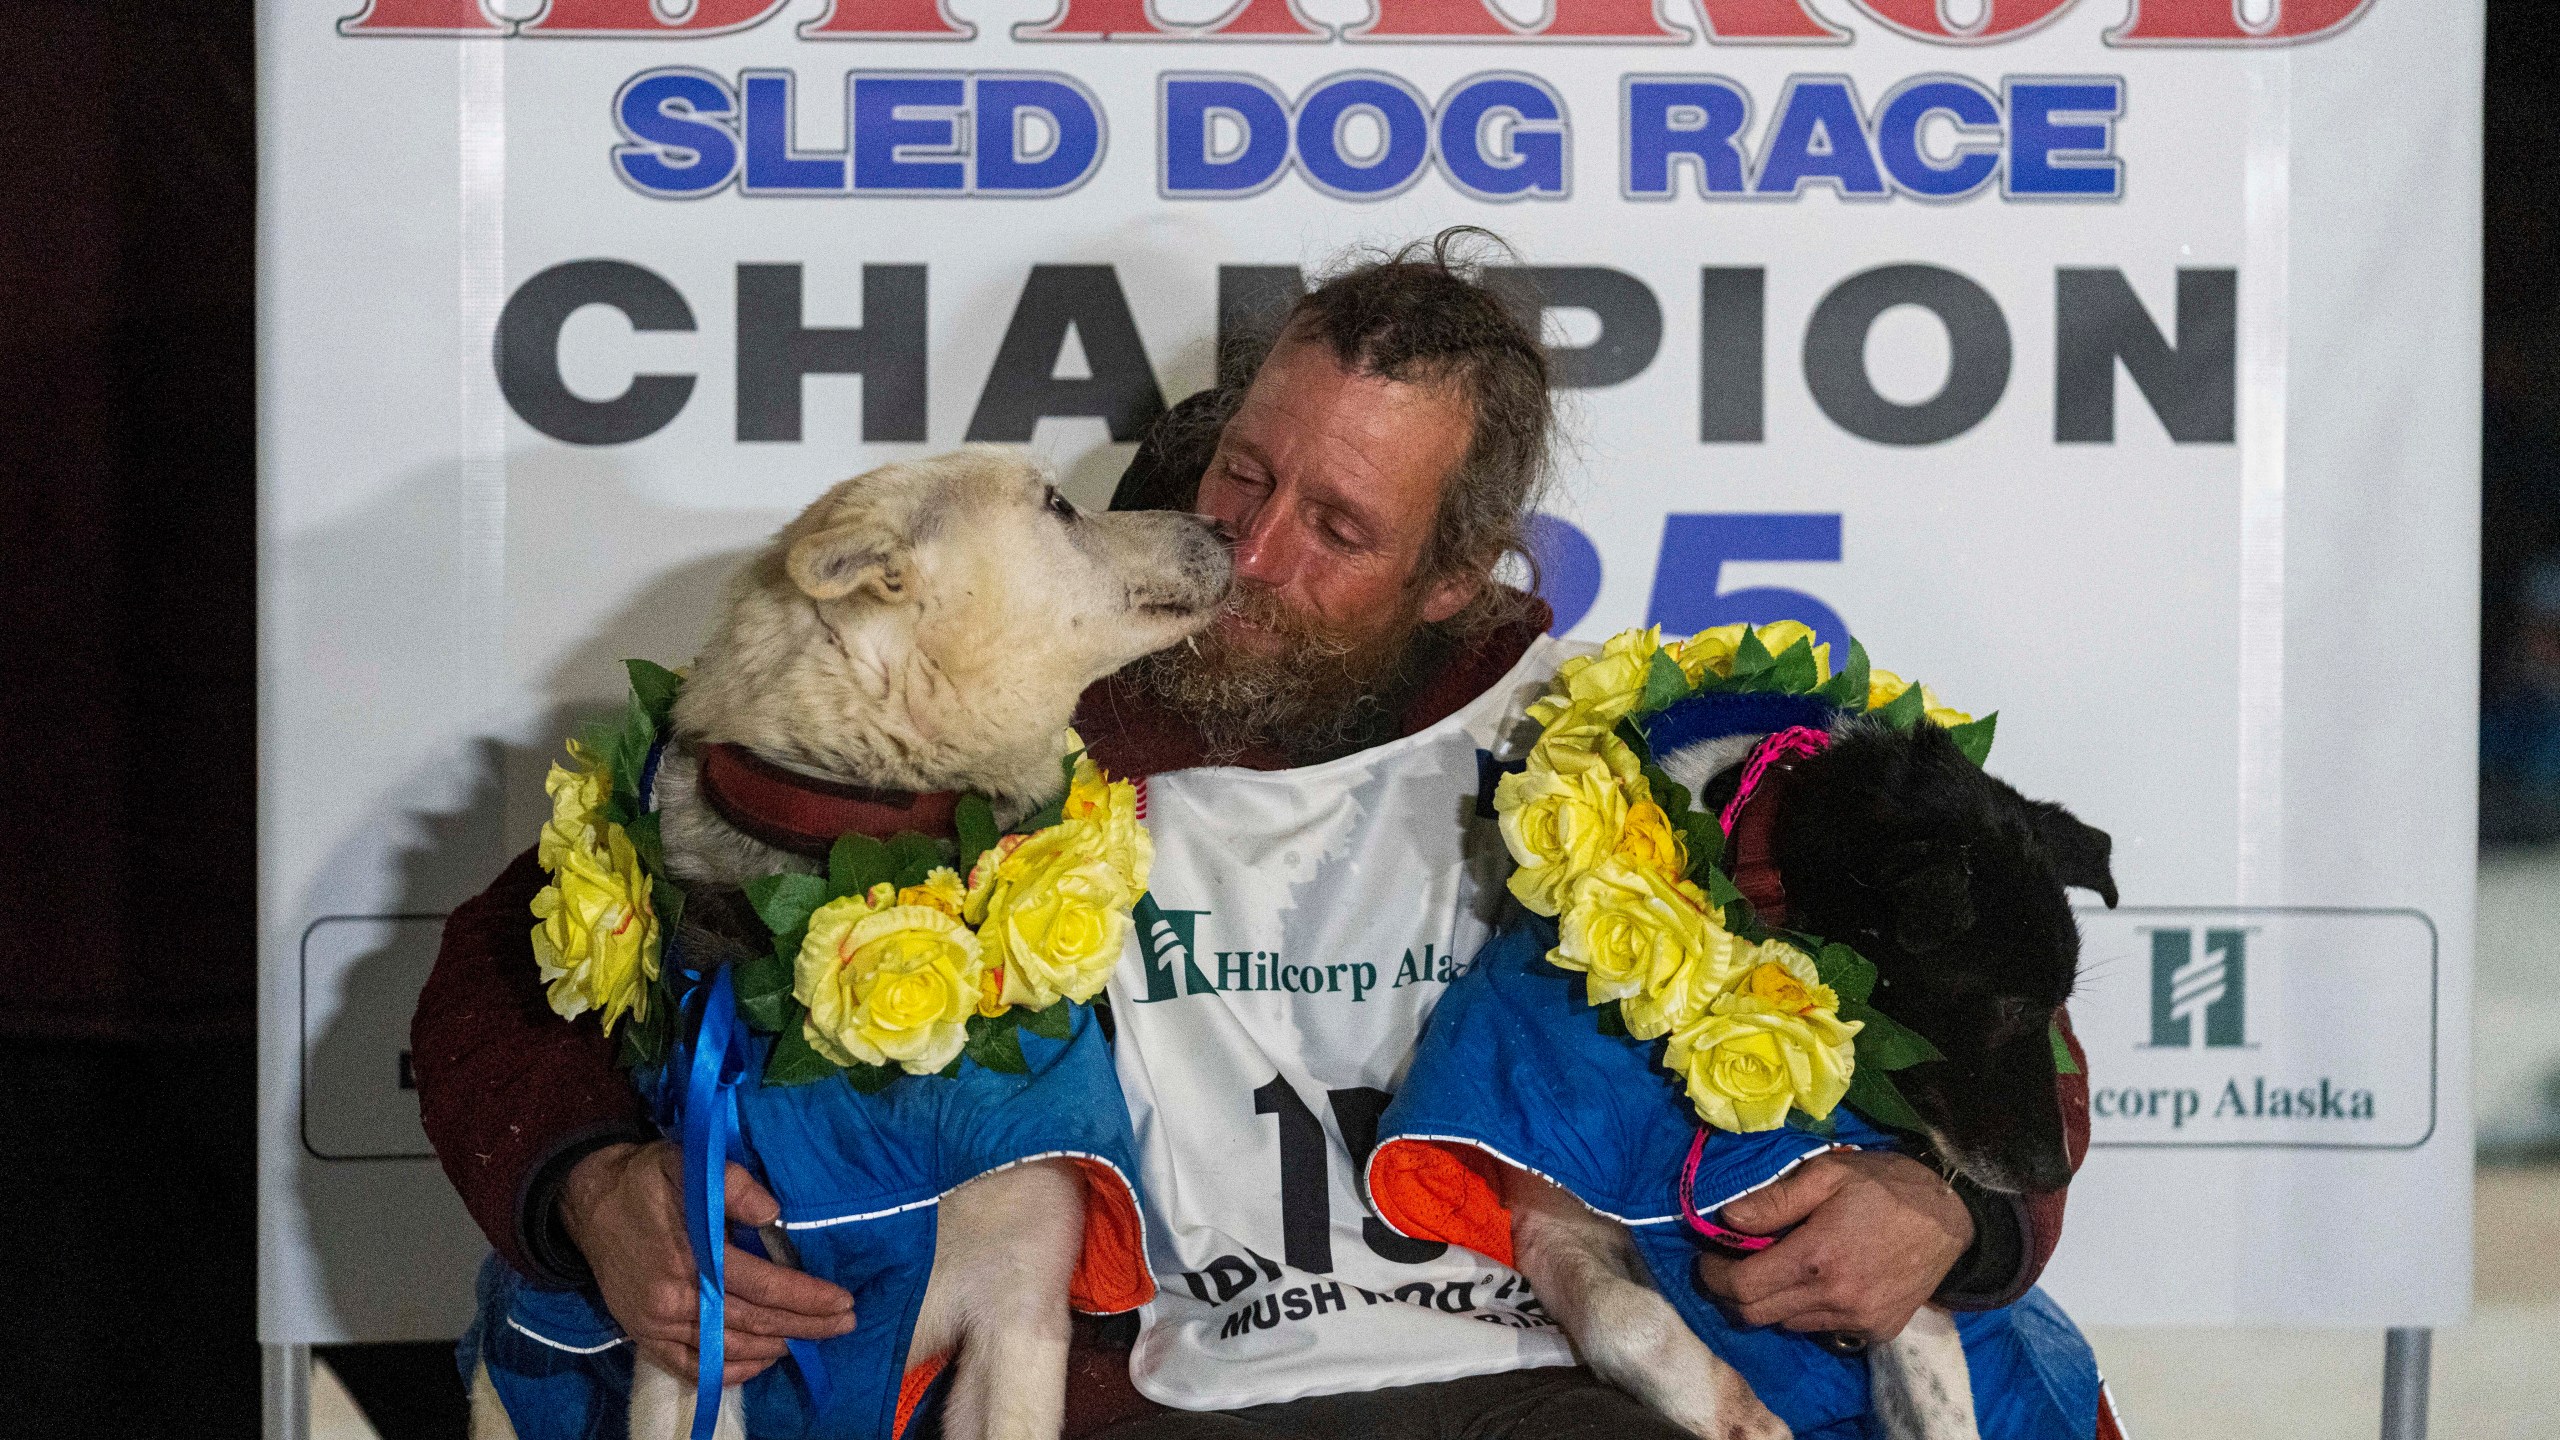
(1061, 758), (1152, 899)
(1619, 916), (1756, 1041)
(1551, 859), (1720, 1009)
(899, 866), (967, 918)
(1750, 621), (1833, 684)
(1670, 624), (1747, 685)
(1533, 626), (1665, 726)
(1496, 734), (1643, 916)
(530, 821), (659, 1034)
(975, 824), (1133, 1009)
(1663, 943), (1860, 1132)
(1865, 668), (1973, 728)
(1614, 800), (1687, 879)
(536, 741), (612, 872)
(795, 897), (985, 1074)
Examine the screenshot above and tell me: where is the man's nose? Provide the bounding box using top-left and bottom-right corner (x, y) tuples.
(1227, 505), (1298, 588)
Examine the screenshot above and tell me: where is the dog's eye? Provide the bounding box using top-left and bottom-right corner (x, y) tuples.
(1045, 487), (1076, 521)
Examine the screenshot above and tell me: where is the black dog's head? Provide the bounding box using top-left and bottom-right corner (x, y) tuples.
(1767, 716), (2116, 1194)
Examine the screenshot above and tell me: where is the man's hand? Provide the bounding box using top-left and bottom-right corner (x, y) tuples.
(559, 1141), (857, 1386)
(1692, 1150), (1971, 1343)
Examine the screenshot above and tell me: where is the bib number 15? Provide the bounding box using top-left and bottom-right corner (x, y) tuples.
(1252, 1075), (1447, 1274)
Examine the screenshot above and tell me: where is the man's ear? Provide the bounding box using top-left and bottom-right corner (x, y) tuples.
(1418, 569), (1480, 626)
(786, 520), (909, 603)
(2029, 800), (2118, 909)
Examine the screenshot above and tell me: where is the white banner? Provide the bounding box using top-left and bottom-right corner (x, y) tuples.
(258, 0), (2481, 1344)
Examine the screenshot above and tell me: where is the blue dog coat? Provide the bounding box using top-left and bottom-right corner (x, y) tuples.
(1369, 918), (2104, 1440)
(460, 999), (1154, 1440)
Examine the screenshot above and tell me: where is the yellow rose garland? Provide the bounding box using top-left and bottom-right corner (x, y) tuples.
(530, 669), (1152, 1086)
(1492, 623), (1976, 1134)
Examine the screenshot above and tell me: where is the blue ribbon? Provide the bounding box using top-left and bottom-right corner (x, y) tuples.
(669, 956), (832, 1436)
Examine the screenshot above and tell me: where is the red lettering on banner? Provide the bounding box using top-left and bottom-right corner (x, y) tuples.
(1198, 0), (1331, 37)
(1536, 0), (1689, 41)
(1853, 0), (2079, 43)
(2107, 0), (2373, 43)
(1013, 0), (1184, 37)
(1346, 0), (1690, 38)
(517, 0), (790, 35)
(799, 0), (975, 37)
(1343, 0), (1515, 37)
(1683, 0), (1849, 40)
(336, 0), (507, 32)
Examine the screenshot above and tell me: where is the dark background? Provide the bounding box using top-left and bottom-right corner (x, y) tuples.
(0, 3), (2546, 1436)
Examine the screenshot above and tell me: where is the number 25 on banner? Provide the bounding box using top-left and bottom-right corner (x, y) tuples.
(1531, 511), (1847, 654)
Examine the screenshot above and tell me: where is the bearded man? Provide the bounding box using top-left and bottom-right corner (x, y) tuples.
(413, 233), (2089, 1438)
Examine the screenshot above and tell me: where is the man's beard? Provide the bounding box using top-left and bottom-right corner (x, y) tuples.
(1130, 584), (1439, 763)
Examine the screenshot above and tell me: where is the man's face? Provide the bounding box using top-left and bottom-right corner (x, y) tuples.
(1138, 335), (1483, 757)
(1195, 337), (1478, 655)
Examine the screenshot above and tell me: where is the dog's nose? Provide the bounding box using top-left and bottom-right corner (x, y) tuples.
(1193, 512), (1237, 545)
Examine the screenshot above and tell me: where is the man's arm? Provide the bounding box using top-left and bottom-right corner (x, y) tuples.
(1693, 1009), (2094, 1334)
(411, 850), (857, 1382)
(412, 847), (655, 1283)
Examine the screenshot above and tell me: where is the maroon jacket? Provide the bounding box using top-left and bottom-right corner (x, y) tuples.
(410, 601), (2083, 1322)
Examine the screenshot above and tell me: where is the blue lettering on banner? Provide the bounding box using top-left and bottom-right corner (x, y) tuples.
(1161, 71), (1571, 202)
(614, 68), (1105, 197)
(1623, 71), (2123, 201)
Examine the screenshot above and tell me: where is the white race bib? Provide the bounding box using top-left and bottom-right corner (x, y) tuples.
(1109, 637), (1582, 1411)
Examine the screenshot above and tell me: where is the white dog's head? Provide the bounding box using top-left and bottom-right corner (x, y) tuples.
(675, 447), (1230, 810)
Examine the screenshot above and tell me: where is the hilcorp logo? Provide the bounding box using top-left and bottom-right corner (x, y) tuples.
(337, 0), (2377, 47)
(1125, 897), (1465, 1005)
(2149, 926), (2246, 1049)
(2078, 910), (2437, 1150)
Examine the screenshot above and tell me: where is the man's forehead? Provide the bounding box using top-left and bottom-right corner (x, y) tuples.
(1228, 342), (1469, 513)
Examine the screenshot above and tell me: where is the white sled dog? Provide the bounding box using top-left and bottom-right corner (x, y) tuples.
(471, 446), (1231, 1440)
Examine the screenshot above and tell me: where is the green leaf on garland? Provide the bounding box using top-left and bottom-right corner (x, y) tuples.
(764, 1006), (840, 1087)
(1705, 866), (1746, 911)
(654, 877), (686, 939)
(1016, 789), (1067, 835)
(1676, 810), (1725, 879)
(625, 658), (683, 729)
(1843, 1064), (1926, 1133)
(745, 871), (829, 939)
(1614, 717), (1656, 764)
(734, 948), (794, 1033)
(1814, 943), (1877, 1006)
(1760, 636), (1820, 696)
(964, 1012), (1030, 1075)
(1020, 1001), (1073, 1042)
(1788, 1108), (1837, 1138)
(2051, 1019), (2081, 1076)
(828, 833), (893, 901)
(884, 832), (948, 889)
(624, 810), (666, 877)
(1844, 999), (1946, 1071)
(1873, 678), (1927, 731)
(843, 1059), (901, 1094)
(1728, 625), (1776, 679)
(1634, 649), (1691, 717)
(955, 794), (999, 880)
(936, 1054), (963, 1080)
(1594, 999), (1629, 1037)
(1946, 712), (1998, 768)
(1816, 639), (1872, 710)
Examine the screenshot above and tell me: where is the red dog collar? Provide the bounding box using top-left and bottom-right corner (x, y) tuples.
(1717, 726), (1831, 928)
(695, 743), (962, 859)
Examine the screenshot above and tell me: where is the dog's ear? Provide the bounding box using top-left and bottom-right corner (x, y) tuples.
(1890, 855), (1975, 954)
(2030, 801), (2118, 908)
(787, 519), (909, 603)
